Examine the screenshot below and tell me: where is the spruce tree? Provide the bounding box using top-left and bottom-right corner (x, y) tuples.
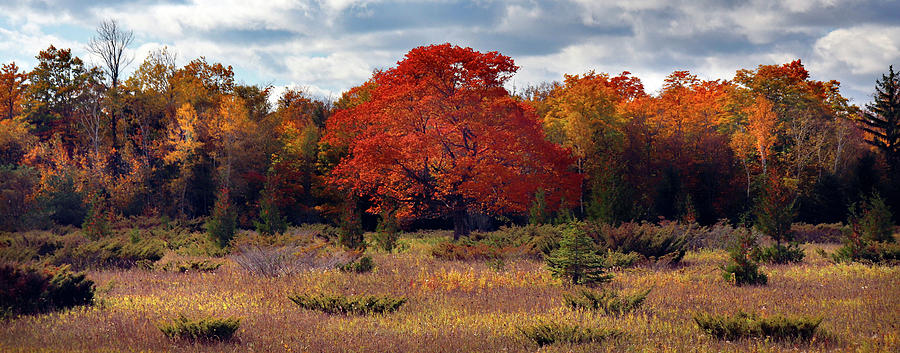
(861, 66), (900, 174)
(546, 224), (611, 286)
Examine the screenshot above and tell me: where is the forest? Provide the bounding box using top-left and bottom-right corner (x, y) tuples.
(1, 21), (899, 352)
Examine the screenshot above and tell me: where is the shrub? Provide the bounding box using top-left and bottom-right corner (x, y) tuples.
(564, 288), (651, 315)
(82, 195), (112, 240)
(288, 293), (406, 315)
(519, 322), (622, 347)
(822, 195), (898, 265)
(47, 237), (166, 270)
(254, 191), (287, 236)
(431, 242), (503, 261)
(546, 224), (611, 286)
(372, 212), (400, 252)
(594, 221), (689, 266)
(339, 255), (374, 273)
(852, 194), (895, 243)
(755, 242), (805, 264)
(722, 228), (767, 286)
(206, 188), (237, 248)
(791, 223), (845, 244)
(157, 260), (222, 273)
(158, 314), (241, 342)
(601, 250), (642, 269)
(231, 243), (360, 276)
(0, 263), (94, 316)
(754, 177), (797, 245)
(694, 311), (822, 341)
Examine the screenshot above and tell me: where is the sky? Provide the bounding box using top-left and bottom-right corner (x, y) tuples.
(1, 0), (898, 106)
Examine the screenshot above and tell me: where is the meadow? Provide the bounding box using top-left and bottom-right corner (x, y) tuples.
(1, 222), (898, 353)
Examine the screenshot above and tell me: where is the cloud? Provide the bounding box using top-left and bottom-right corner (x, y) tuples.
(0, 0), (896, 104)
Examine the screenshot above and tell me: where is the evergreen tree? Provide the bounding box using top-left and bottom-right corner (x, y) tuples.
(861, 66), (900, 174)
(546, 224), (611, 286)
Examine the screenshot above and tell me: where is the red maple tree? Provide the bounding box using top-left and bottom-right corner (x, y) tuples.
(324, 44), (580, 239)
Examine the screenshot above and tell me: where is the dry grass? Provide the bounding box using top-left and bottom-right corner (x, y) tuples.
(0, 237), (897, 352)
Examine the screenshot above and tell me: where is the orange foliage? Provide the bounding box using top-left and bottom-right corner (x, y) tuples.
(324, 44), (580, 236)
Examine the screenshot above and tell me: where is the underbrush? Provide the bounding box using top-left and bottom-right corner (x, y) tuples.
(694, 311), (823, 341)
(158, 314), (241, 342)
(0, 263), (93, 317)
(564, 288), (651, 315)
(288, 293), (406, 315)
(519, 322), (622, 347)
(230, 242), (361, 277)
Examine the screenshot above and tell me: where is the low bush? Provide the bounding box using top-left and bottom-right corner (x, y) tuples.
(593, 221), (689, 266)
(431, 242), (504, 261)
(288, 293), (406, 315)
(564, 288), (651, 315)
(47, 237), (166, 270)
(821, 195), (898, 265)
(231, 243), (360, 276)
(694, 311), (822, 341)
(158, 314), (241, 342)
(791, 223), (845, 244)
(157, 260), (222, 273)
(0, 263), (93, 316)
(601, 250), (642, 268)
(339, 255), (374, 273)
(519, 322), (622, 347)
(755, 242), (805, 264)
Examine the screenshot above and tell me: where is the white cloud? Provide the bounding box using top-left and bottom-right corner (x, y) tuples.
(813, 25), (900, 75)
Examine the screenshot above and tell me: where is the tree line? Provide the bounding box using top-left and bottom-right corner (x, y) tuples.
(1, 22), (897, 240)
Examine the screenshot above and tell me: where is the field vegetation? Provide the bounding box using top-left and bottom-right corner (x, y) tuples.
(1, 221), (898, 352)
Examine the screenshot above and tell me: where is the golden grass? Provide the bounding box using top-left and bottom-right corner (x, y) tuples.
(1, 239), (897, 352)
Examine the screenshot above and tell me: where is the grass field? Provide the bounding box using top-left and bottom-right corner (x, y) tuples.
(1, 232), (898, 352)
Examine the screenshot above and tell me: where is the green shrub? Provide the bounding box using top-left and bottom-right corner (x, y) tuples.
(546, 224), (611, 286)
(157, 260), (222, 273)
(519, 322), (622, 347)
(852, 194), (895, 243)
(82, 196), (112, 240)
(601, 250), (642, 268)
(288, 293), (406, 315)
(206, 188), (237, 248)
(564, 288), (651, 315)
(754, 178), (797, 245)
(339, 255), (374, 273)
(694, 311), (822, 341)
(0, 263), (93, 316)
(372, 212), (400, 252)
(821, 195), (898, 265)
(755, 242), (805, 264)
(254, 191), (287, 236)
(47, 237), (166, 270)
(158, 314), (241, 342)
(431, 242), (504, 261)
(722, 229), (767, 286)
(595, 221), (689, 266)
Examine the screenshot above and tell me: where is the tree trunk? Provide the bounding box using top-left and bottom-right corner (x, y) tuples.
(452, 207), (470, 241)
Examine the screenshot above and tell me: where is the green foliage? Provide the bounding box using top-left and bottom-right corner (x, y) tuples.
(755, 242), (805, 264)
(545, 224), (611, 286)
(722, 229), (768, 286)
(288, 293), (406, 315)
(206, 188), (237, 248)
(339, 255), (374, 273)
(158, 314), (241, 342)
(564, 288), (651, 315)
(431, 242), (504, 261)
(0, 263), (93, 316)
(157, 260), (222, 273)
(0, 165), (40, 231)
(528, 188), (551, 225)
(372, 212), (400, 252)
(596, 221), (689, 266)
(519, 322), (622, 347)
(601, 249), (642, 268)
(82, 195), (112, 240)
(852, 194), (895, 243)
(39, 173), (86, 227)
(337, 202), (364, 250)
(47, 237), (166, 270)
(254, 191), (287, 236)
(694, 311), (822, 341)
(754, 179), (796, 244)
(823, 194), (898, 265)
